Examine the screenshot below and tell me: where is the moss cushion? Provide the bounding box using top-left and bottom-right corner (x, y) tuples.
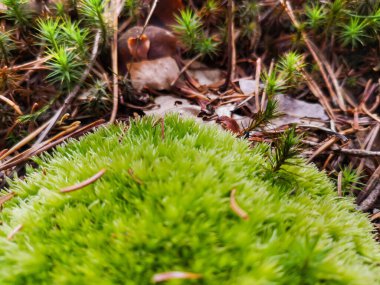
(0, 115), (379, 284)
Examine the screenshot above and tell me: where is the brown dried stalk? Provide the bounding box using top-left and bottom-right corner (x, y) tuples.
(152, 271), (202, 283)
(230, 189), (249, 220)
(0, 192), (15, 207)
(7, 224), (23, 240)
(60, 169), (107, 193)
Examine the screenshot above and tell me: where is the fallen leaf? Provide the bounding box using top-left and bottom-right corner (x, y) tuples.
(187, 61), (224, 86)
(144, 95), (201, 119)
(128, 57), (180, 91)
(270, 94), (328, 128)
(239, 79), (258, 95)
(217, 116), (241, 134)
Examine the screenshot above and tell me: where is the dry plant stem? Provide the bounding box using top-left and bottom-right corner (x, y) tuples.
(230, 189), (249, 220)
(306, 128), (355, 163)
(362, 104), (380, 124)
(60, 169), (107, 193)
(355, 124), (379, 181)
(337, 171), (343, 197)
(3, 123), (80, 167)
(254, 57), (261, 112)
(0, 120), (105, 172)
(314, 146), (380, 157)
(33, 30), (102, 146)
(127, 168), (143, 185)
(261, 60), (274, 110)
(358, 165), (380, 212)
(152, 272), (202, 283)
(302, 71), (336, 120)
(140, 0), (158, 37)
(110, 2), (120, 124)
(298, 124), (348, 141)
(221, 0), (235, 91)
(171, 53), (202, 86)
(7, 224), (23, 241)
(0, 120), (50, 161)
(280, 1), (346, 111)
(177, 86), (209, 101)
(0, 95), (23, 115)
(0, 192), (15, 206)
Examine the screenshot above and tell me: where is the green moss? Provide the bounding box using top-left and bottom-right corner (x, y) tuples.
(0, 115), (379, 284)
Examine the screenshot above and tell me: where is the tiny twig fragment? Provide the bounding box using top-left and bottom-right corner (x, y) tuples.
(7, 224), (23, 240)
(230, 189), (249, 220)
(60, 169), (107, 193)
(152, 271), (202, 283)
(0, 192), (15, 207)
(128, 168), (144, 185)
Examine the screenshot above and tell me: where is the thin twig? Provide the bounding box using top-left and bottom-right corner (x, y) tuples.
(358, 165), (380, 211)
(337, 171), (343, 197)
(152, 272), (202, 283)
(110, 0), (121, 123)
(140, 0), (158, 37)
(60, 168), (107, 193)
(0, 192), (15, 206)
(221, 0), (235, 91)
(0, 95), (23, 115)
(230, 189), (249, 220)
(261, 59), (274, 110)
(171, 53), (202, 86)
(254, 57), (261, 112)
(7, 224), (23, 240)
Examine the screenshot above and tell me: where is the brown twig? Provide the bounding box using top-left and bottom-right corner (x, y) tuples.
(221, 0), (235, 91)
(230, 189), (249, 220)
(60, 168), (107, 193)
(0, 192), (15, 206)
(110, 0), (121, 124)
(357, 165), (380, 212)
(127, 168), (144, 185)
(254, 57), (261, 112)
(152, 272), (202, 283)
(7, 224), (23, 240)
(171, 53), (202, 86)
(0, 95), (23, 115)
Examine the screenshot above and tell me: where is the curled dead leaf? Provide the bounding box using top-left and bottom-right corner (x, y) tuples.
(217, 116), (241, 134)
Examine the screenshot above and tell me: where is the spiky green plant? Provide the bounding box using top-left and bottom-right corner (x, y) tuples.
(46, 47), (84, 90)
(61, 20), (90, 57)
(244, 99), (281, 133)
(0, 115), (379, 284)
(277, 51), (305, 87)
(36, 18), (62, 51)
(268, 126), (302, 173)
(173, 8), (219, 56)
(306, 4), (326, 30)
(339, 17), (368, 48)
(0, 30), (16, 65)
(340, 165), (364, 195)
(78, 0), (108, 44)
(0, 0), (34, 26)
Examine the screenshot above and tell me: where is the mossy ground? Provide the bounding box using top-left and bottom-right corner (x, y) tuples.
(0, 115), (379, 284)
